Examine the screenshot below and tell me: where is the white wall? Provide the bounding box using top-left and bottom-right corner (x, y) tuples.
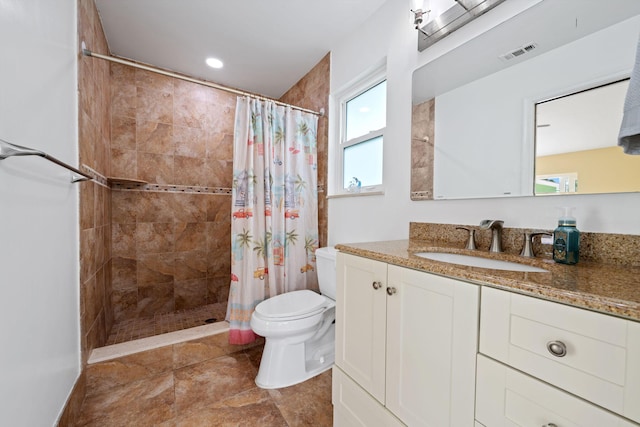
(328, 0), (640, 245)
(0, 1), (80, 425)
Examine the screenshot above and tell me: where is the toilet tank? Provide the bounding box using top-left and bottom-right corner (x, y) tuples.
(315, 247), (338, 300)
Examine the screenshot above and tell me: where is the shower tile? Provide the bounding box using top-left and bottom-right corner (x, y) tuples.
(95, 225), (105, 268)
(112, 256), (137, 290)
(110, 63), (136, 86)
(111, 83), (137, 119)
(173, 155), (206, 187)
(173, 125), (206, 158)
(86, 346), (173, 397)
(206, 132), (233, 160)
(137, 253), (175, 286)
(79, 180), (95, 230)
(204, 158), (233, 188)
(174, 278), (207, 311)
(174, 97), (209, 129)
(137, 192), (175, 224)
(175, 252), (207, 281)
(111, 190), (139, 224)
(205, 194), (231, 222)
(175, 222), (207, 252)
(137, 152), (174, 185)
(173, 353), (256, 414)
(137, 120), (173, 155)
(80, 228), (97, 284)
(110, 148), (137, 179)
(77, 371), (175, 426)
(137, 87), (173, 124)
(135, 69), (174, 94)
(112, 223), (136, 258)
(136, 222), (175, 255)
(206, 221), (231, 254)
(206, 277), (230, 305)
(137, 282), (175, 317)
(79, 110), (96, 168)
(172, 193), (207, 223)
(112, 289), (138, 323)
(174, 79), (212, 103)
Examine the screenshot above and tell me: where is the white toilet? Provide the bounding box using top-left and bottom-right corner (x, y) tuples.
(250, 246), (338, 389)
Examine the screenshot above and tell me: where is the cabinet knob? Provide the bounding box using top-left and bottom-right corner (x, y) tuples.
(372, 281), (382, 290)
(386, 286), (397, 296)
(542, 424), (558, 427)
(546, 341), (567, 357)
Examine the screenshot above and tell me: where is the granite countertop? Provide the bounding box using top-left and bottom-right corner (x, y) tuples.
(335, 239), (640, 322)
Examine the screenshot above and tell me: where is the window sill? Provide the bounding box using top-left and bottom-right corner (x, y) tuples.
(326, 189), (385, 199)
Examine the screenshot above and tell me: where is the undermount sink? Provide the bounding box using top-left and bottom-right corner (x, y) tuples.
(414, 252), (549, 273)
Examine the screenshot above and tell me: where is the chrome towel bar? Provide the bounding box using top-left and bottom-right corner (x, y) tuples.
(0, 138), (92, 183)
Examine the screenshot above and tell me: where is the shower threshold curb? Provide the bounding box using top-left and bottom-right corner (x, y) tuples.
(88, 321), (230, 364)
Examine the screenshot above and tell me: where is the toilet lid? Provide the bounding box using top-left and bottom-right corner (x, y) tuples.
(255, 290), (329, 320)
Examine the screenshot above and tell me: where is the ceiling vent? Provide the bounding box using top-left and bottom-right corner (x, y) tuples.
(499, 43), (538, 61)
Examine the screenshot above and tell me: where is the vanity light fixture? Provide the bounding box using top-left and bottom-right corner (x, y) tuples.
(413, 0), (507, 51)
(206, 57), (224, 69)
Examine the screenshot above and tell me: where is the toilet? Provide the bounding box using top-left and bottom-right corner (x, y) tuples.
(250, 246), (338, 389)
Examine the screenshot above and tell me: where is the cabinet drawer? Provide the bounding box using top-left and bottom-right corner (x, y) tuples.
(480, 286), (640, 423)
(476, 355), (638, 427)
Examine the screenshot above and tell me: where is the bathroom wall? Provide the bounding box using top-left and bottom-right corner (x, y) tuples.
(327, 0), (640, 246)
(109, 64), (235, 322)
(0, 0), (80, 425)
(279, 54), (330, 248)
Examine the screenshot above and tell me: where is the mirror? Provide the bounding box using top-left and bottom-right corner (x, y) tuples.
(535, 79), (640, 195)
(411, 0), (640, 200)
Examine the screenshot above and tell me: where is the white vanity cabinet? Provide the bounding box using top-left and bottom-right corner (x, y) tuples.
(478, 286), (640, 425)
(333, 253), (479, 426)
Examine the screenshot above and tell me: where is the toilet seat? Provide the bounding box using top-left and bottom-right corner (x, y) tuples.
(254, 290), (330, 321)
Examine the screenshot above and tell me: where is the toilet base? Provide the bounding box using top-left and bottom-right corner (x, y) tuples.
(255, 322), (335, 389)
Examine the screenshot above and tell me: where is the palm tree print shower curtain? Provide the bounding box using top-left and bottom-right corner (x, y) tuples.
(227, 97), (319, 345)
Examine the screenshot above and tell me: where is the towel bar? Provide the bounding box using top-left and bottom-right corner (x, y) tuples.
(0, 138), (92, 183)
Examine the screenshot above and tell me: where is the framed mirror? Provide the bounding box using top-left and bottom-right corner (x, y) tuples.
(411, 0), (640, 200)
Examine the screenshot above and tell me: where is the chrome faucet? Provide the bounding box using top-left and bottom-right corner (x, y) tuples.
(479, 220), (504, 253)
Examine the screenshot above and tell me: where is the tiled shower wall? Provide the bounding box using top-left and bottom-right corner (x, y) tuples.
(109, 64), (235, 322)
(279, 54), (330, 247)
(78, 0), (113, 359)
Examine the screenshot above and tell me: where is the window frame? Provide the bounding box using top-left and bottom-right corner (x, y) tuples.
(332, 67), (387, 197)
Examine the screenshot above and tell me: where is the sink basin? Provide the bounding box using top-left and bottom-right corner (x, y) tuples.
(414, 252), (548, 273)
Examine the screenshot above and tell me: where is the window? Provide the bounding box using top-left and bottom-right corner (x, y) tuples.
(338, 77), (386, 193)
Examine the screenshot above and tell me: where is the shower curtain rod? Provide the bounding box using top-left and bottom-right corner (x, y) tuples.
(82, 49), (323, 117)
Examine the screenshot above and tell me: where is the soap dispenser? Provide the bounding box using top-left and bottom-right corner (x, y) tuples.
(553, 207), (580, 265)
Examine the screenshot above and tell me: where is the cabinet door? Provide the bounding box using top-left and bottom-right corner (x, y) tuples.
(332, 367), (405, 427)
(336, 253), (387, 403)
(476, 355), (638, 427)
(386, 265), (479, 426)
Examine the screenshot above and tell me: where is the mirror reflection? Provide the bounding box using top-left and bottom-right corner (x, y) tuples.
(535, 79), (640, 195)
(411, 0), (640, 200)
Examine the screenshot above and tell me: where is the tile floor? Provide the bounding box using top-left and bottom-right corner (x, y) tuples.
(77, 320), (333, 426)
(106, 303), (228, 345)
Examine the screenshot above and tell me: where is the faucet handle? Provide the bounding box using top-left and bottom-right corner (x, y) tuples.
(456, 227), (477, 250)
(520, 231), (553, 258)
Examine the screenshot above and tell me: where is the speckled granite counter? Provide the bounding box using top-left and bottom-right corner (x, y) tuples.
(335, 239), (640, 322)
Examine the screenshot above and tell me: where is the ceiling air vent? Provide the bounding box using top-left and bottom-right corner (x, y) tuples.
(499, 43), (538, 61)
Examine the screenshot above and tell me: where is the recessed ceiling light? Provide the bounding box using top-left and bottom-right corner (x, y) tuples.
(206, 57), (223, 69)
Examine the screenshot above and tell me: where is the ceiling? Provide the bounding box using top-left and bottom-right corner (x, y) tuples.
(94, 0), (388, 99)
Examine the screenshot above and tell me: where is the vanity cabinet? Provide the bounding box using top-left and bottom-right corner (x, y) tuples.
(333, 253), (479, 426)
(479, 286), (640, 425)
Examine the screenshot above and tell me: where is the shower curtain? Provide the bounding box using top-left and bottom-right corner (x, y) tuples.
(227, 97), (319, 345)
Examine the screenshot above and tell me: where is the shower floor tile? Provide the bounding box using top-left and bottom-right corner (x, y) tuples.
(106, 303), (227, 345)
